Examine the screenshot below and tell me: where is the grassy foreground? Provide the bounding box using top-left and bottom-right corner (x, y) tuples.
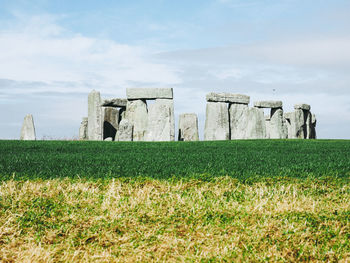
(0, 177), (349, 262)
(0, 140), (349, 262)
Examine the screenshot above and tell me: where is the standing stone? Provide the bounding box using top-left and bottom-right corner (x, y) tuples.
(88, 90), (102, 141)
(115, 119), (133, 141)
(178, 113), (199, 141)
(20, 114), (36, 140)
(103, 107), (120, 141)
(265, 116), (271, 139)
(229, 103), (249, 139)
(284, 109), (306, 139)
(245, 108), (266, 139)
(125, 100), (148, 141)
(145, 99), (175, 141)
(204, 102), (229, 141)
(79, 117), (88, 140)
(310, 114), (317, 139)
(269, 108), (287, 139)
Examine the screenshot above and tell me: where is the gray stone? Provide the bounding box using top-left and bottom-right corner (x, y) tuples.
(125, 100), (148, 141)
(269, 108), (287, 139)
(294, 103), (311, 111)
(204, 102), (229, 141)
(245, 108), (266, 139)
(20, 114), (36, 140)
(126, 88), (173, 100)
(145, 99), (175, 141)
(229, 103), (249, 139)
(178, 113), (199, 141)
(115, 119), (133, 141)
(265, 119), (271, 139)
(206, 93), (250, 104)
(103, 107), (120, 141)
(310, 114), (317, 139)
(101, 98), (127, 108)
(88, 90), (103, 141)
(254, 100), (283, 108)
(79, 117), (88, 140)
(284, 109), (306, 139)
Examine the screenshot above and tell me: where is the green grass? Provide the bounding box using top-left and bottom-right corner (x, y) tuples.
(0, 139), (350, 181)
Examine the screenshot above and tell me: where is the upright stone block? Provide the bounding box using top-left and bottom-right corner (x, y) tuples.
(125, 100), (148, 141)
(204, 102), (229, 141)
(245, 108), (266, 139)
(269, 108), (287, 139)
(103, 107), (120, 141)
(115, 119), (133, 141)
(126, 88), (173, 100)
(79, 117), (88, 140)
(88, 90), (102, 141)
(285, 109), (306, 139)
(145, 99), (175, 141)
(178, 113), (199, 141)
(20, 114), (36, 140)
(229, 103), (249, 139)
(310, 114), (317, 139)
(206, 93), (250, 104)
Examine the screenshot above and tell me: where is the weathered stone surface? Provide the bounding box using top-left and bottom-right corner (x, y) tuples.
(79, 117), (88, 140)
(310, 114), (317, 139)
(229, 103), (249, 139)
(204, 102), (229, 141)
(178, 113), (199, 141)
(284, 109), (306, 139)
(145, 99), (175, 141)
(88, 90), (102, 141)
(254, 100), (283, 108)
(245, 108), (266, 139)
(269, 108), (287, 139)
(126, 88), (173, 100)
(206, 93), (250, 104)
(115, 119), (133, 141)
(125, 100), (148, 141)
(20, 114), (36, 140)
(101, 98), (127, 107)
(103, 107), (120, 141)
(104, 137), (113, 141)
(294, 103), (311, 111)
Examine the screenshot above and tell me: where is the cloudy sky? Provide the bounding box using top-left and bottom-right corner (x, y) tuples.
(0, 0), (349, 139)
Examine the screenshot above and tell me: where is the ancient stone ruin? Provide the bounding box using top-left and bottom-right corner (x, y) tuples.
(80, 88), (175, 142)
(80, 89), (317, 142)
(20, 114), (36, 140)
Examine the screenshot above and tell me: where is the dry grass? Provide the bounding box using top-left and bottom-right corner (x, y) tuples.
(0, 177), (349, 262)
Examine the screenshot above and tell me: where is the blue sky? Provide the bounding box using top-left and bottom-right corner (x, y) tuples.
(0, 0), (349, 139)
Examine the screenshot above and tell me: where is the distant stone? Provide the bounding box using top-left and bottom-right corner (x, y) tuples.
(101, 98), (127, 108)
(125, 100), (148, 141)
(115, 119), (133, 141)
(145, 99), (175, 141)
(104, 137), (113, 141)
(178, 113), (199, 141)
(229, 103), (249, 139)
(126, 88), (173, 100)
(294, 103), (311, 111)
(284, 109), (306, 139)
(254, 100), (283, 108)
(103, 107), (120, 141)
(310, 114), (317, 139)
(206, 93), (250, 104)
(88, 90), (103, 141)
(269, 108), (287, 139)
(204, 102), (229, 141)
(79, 117), (88, 140)
(245, 108), (266, 139)
(20, 114), (36, 140)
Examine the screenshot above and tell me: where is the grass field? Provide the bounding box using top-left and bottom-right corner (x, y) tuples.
(0, 140), (349, 262)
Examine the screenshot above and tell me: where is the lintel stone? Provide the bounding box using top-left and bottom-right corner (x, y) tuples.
(254, 100), (282, 108)
(126, 88), (173, 100)
(206, 93), (250, 104)
(294, 103), (311, 111)
(101, 98), (127, 107)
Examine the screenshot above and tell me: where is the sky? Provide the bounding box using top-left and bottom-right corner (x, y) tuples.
(0, 0), (349, 139)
